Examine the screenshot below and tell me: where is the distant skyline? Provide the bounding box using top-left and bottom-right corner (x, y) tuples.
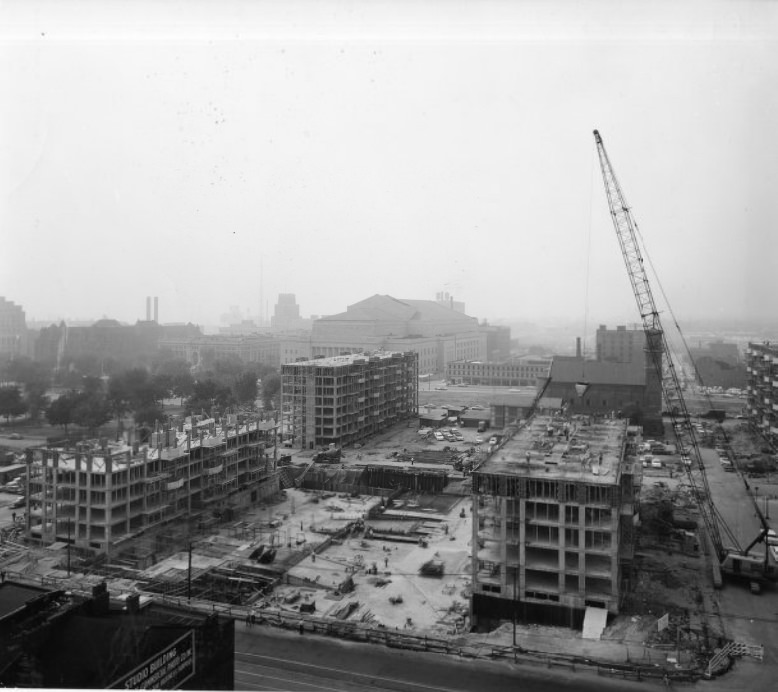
(2, 2), (777, 328)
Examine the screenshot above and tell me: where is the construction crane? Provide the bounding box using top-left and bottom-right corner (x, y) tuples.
(593, 129), (777, 589)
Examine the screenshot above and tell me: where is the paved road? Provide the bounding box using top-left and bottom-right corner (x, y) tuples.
(234, 625), (649, 692)
(697, 446), (778, 688)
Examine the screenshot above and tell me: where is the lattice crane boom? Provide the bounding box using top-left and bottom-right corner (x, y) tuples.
(592, 129), (728, 561)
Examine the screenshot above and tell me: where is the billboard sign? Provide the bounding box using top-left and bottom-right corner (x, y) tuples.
(111, 630), (195, 689)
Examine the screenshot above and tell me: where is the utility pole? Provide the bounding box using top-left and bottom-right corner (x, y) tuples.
(67, 517), (71, 577)
(187, 542), (192, 602)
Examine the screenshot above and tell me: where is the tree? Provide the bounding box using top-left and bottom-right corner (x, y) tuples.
(0, 386), (27, 422)
(71, 392), (113, 435)
(186, 379), (233, 416)
(233, 371), (259, 406)
(46, 391), (80, 435)
(261, 373), (281, 410)
(2, 357), (51, 422)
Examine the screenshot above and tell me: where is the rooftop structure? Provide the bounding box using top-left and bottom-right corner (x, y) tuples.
(471, 414), (639, 629)
(281, 350), (418, 449)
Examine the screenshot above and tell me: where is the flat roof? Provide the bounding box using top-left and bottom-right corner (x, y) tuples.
(285, 350), (409, 367)
(477, 414), (628, 485)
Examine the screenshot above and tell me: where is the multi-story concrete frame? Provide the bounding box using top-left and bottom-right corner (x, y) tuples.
(746, 342), (778, 448)
(24, 416), (278, 554)
(282, 351), (418, 449)
(471, 415), (638, 629)
(447, 356), (551, 387)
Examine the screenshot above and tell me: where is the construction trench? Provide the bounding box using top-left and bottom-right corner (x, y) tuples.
(1, 422), (768, 684)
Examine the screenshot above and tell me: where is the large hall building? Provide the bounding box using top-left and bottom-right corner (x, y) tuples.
(307, 294), (489, 374)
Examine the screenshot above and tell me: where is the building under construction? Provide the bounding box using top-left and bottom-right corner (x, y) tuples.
(471, 414), (640, 630)
(281, 351), (418, 450)
(23, 414), (280, 555)
(746, 342), (778, 449)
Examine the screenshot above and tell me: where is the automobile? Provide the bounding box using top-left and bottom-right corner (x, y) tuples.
(11, 496), (26, 509)
(7, 433), (23, 440)
(434, 431), (444, 441)
(470, 405), (485, 410)
(475, 436), (484, 444)
(650, 458), (663, 469)
(681, 455), (691, 467)
(489, 437), (498, 445)
(453, 433), (464, 441)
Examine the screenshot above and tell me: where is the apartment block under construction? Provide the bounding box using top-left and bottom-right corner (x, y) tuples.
(23, 415), (279, 555)
(471, 414), (640, 630)
(281, 351), (418, 449)
(746, 341), (778, 449)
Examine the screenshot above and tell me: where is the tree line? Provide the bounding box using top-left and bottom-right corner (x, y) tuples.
(0, 353), (281, 440)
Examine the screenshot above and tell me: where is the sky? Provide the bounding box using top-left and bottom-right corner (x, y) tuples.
(2, 1), (777, 330)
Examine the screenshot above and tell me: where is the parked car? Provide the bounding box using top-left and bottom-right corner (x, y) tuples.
(7, 433), (23, 440)
(475, 436), (484, 444)
(650, 458), (663, 469)
(489, 437), (498, 445)
(434, 431), (444, 441)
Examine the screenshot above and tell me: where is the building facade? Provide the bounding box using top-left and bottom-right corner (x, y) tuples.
(446, 356), (551, 387)
(159, 334), (281, 368)
(471, 415), (639, 628)
(0, 297), (29, 360)
(746, 342), (778, 449)
(595, 324), (646, 365)
(24, 415), (279, 554)
(281, 351), (418, 449)
(309, 294), (487, 374)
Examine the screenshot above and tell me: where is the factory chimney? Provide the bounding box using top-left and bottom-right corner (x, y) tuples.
(576, 337), (582, 359)
(146, 296), (151, 321)
(154, 296), (159, 323)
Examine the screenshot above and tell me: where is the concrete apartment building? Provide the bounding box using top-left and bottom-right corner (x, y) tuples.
(446, 355), (551, 387)
(746, 342), (778, 448)
(24, 415), (279, 555)
(281, 351), (418, 449)
(309, 294), (487, 374)
(471, 414), (639, 629)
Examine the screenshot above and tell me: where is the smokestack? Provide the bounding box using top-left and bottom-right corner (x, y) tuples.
(576, 337), (582, 359)
(146, 296), (151, 321)
(154, 296), (159, 323)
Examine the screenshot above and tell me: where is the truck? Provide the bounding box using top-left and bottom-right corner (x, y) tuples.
(313, 446), (342, 463)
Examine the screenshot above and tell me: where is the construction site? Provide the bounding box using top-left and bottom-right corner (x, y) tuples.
(2, 131), (777, 687)
(1, 399), (775, 684)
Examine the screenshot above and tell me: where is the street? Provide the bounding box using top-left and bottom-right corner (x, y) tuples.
(697, 445), (778, 687)
(234, 625), (650, 692)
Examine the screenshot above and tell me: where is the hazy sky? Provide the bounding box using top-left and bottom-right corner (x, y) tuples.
(2, 1), (777, 328)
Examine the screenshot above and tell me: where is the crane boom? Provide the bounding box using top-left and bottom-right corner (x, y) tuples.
(592, 130), (728, 561)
